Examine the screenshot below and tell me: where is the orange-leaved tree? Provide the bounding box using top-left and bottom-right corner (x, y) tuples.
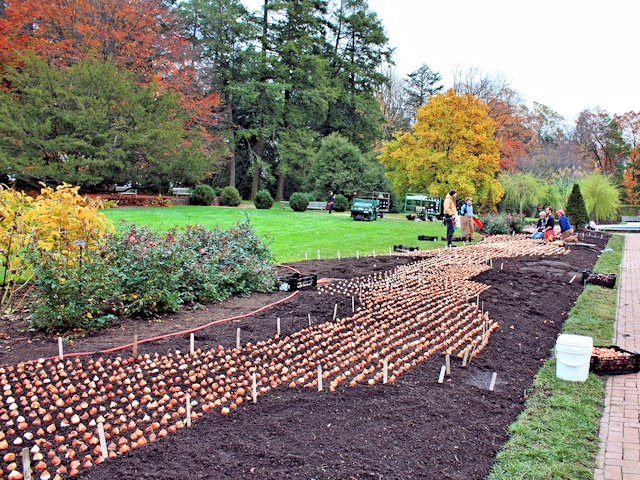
(380, 89), (504, 203)
(0, 0), (219, 145)
(617, 111), (640, 203)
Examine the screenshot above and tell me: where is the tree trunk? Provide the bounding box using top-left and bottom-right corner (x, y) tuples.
(251, 134), (264, 199)
(226, 100), (236, 188)
(276, 171), (285, 201)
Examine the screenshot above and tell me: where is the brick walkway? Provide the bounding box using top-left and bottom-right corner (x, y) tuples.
(594, 234), (640, 480)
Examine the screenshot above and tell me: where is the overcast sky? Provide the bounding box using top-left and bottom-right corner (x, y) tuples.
(242, 0), (639, 122)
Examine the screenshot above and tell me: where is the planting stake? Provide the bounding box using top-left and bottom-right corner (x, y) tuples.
(132, 335), (138, 358)
(186, 394), (192, 427)
(462, 350), (469, 367)
(476, 294), (479, 307)
(98, 422), (108, 458)
(317, 249), (320, 259)
(236, 328), (241, 349)
(489, 372), (498, 391)
(373, 249), (376, 257)
(190, 333), (195, 354)
(388, 247), (392, 255)
(500, 263), (503, 270)
(351, 296), (355, 313)
(383, 358), (388, 384)
(21, 447), (31, 480)
(569, 275), (576, 284)
(58, 337), (64, 361)
(333, 304), (338, 321)
(438, 365), (446, 384)
(308, 313), (312, 326)
(490, 259), (493, 268)
(252, 373), (257, 403)
(445, 354), (451, 375)
(317, 365), (323, 391)
(305, 252), (308, 260)
(356, 249), (359, 259)
(338, 250), (341, 260)
(277, 317), (281, 336)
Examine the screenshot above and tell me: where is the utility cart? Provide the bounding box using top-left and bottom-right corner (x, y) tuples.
(350, 191), (390, 221)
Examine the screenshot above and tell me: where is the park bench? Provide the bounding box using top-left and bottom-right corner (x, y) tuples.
(307, 201), (328, 210)
(171, 187), (191, 196)
(115, 185), (137, 195)
(280, 201), (290, 209)
(621, 215), (640, 222)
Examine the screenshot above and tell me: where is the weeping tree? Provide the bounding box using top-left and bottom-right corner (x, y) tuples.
(579, 173), (622, 222)
(499, 171), (543, 215)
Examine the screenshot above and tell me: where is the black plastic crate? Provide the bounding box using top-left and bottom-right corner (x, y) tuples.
(590, 345), (640, 375)
(278, 273), (317, 291)
(583, 270), (617, 288)
(394, 245), (419, 252)
(418, 235), (438, 241)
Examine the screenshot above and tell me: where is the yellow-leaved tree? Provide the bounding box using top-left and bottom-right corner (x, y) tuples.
(380, 89), (504, 207)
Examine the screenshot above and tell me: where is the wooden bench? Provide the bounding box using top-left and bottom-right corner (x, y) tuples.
(307, 201), (328, 210)
(172, 187), (191, 196)
(279, 201), (290, 209)
(622, 215), (640, 222)
(115, 185), (137, 195)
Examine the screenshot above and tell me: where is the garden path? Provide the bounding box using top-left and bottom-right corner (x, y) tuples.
(595, 233), (640, 480)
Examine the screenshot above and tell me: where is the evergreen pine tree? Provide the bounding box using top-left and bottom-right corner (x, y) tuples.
(565, 183), (590, 229)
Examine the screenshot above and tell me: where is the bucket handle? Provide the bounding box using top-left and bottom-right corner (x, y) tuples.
(556, 358), (591, 367)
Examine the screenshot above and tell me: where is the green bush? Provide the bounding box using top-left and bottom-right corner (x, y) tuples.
(191, 184), (216, 206)
(289, 192), (309, 212)
(566, 183), (590, 228)
(254, 189), (274, 209)
(478, 213), (526, 235)
(220, 186), (242, 206)
(334, 194), (349, 212)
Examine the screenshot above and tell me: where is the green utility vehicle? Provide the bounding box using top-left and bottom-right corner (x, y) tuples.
(350, 191), (390, 221)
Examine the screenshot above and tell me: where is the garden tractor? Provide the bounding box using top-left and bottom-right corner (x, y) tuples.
(350, 191), (390, 221)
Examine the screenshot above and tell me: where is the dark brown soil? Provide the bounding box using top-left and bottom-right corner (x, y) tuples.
(0, 233), (609, 480)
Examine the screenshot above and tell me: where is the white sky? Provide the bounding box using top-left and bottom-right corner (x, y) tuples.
(243, 0), (640, 122)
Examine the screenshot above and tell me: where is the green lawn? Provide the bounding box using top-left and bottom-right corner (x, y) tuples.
(103, 205), (453, 263)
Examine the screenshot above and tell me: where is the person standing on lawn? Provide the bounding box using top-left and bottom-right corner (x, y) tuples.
(460, 197), (475, 241)
(443, 189), (457, 247)
(327, 191), (334, 214)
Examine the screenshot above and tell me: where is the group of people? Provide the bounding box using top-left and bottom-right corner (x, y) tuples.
(443, 189), (476, 248)
(530, 206), (576, 242)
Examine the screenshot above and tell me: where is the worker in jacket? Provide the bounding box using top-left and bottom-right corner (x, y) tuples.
(443, 189), (457, 247)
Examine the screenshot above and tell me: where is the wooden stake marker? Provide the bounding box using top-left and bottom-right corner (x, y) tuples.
(308, 313), (312, 327)
(489, 372), (498, 391)
(568, 275), (576, 284)
(351, 296), (355, 313)
(317, 249), (321, 259)
(373, 249), (376, 257)
(132, 335), (138, 358)
(97, 422), (108, 458)
(338, 250), (341, 260)
(21, 447), (31, 480)
(186, 394), (192, 427)
(383, 358), (389, 384)
(438, 365), (447, 384)
(190, 333), (195, 354)
(252, 373), (257, 403)
(277, 317), (281, 336)
(305, 252), (308, 260)
(356, 249), (359, 259)
(445, 354), (451, 375)
(317, 365), (323, 391)
(236, 328), (241, 349)
(462, 350), (469, 367)
(58, 337), (64, 361)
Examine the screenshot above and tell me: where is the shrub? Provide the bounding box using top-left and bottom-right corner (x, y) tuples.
(478, 213), (525, 235)
(254, 189), (274, 209)
(192, 184), (216, 206)
(289, 192), (309, 212)
(565, 183), (589, 228)
(333, 194), (349, 212)
(220, 186), (242, 206)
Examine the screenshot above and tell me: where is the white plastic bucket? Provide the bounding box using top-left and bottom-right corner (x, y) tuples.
(555, 334), (593, 381)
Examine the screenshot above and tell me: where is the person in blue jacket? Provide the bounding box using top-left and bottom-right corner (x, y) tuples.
(557, 209), (575, 241)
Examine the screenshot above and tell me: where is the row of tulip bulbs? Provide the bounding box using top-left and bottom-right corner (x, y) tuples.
(0, 236), (566, 479)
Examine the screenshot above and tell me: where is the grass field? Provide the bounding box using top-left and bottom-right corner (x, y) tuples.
(103, 205), (454, 263)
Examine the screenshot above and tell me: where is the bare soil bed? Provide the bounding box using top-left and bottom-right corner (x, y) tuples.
(0, 233), (609, 480)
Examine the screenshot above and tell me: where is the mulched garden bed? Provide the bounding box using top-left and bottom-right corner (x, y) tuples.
(0, 233), (610, 480)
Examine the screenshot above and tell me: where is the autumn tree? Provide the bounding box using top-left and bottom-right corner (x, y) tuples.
(453, 67), (534, 171)
(616, 111), (640, 202)
(574, 108), (629, 176)
(0, 58), (207, 191)
(380, 89), (503, 202)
